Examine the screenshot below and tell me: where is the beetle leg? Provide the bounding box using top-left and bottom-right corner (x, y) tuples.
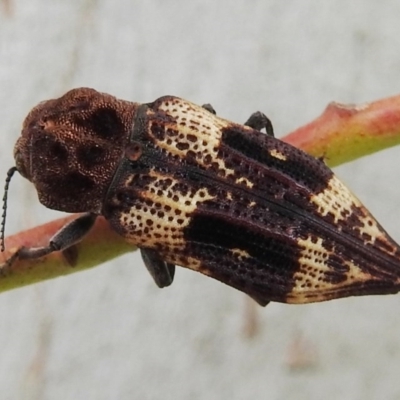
(1, 213), (97, 271)
(244, 111), (274, 137)
(202, 103), (216, 115)
(140, 248), (175, 288)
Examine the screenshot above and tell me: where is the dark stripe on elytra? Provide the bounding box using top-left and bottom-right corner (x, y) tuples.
(184, 234), (298, 302)
(184, 212), (400, 302)
(186, 243), (290, 304)
(184, 212), (301, 301)
(184, 210), (357, 290)
(220, 126), (333, 194)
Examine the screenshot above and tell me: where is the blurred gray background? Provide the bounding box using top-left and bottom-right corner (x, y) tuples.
(1, 1), (400, 399)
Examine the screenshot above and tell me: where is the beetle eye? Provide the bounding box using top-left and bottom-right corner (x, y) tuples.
(14, 149), (30, 180)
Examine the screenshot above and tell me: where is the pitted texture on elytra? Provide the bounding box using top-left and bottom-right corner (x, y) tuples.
(148, 97), (253, 188)
(119, 170), (215, 253)
(119, 95), (400, 304)
(290, 236), (370, 303)
(288, 234), (400, 303)
(310, 175), (400, 254)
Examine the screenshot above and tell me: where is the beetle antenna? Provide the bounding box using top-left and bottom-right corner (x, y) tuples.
(1, 167), (18, 252)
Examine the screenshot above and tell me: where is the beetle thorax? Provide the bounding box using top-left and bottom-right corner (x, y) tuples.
(14, 88), (137, 213)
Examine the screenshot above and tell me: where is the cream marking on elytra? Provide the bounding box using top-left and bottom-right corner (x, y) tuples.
(355, 215), (395, 249)
(230, 248), (251, 259)
(311, 176), (360, 223)
(290, 236), (376, 303)
(154, 99), (254, 188)
(235, 177), (253, 188)
(311, 176), (397, 252)
(270, 148), (287, 161)
(120, 169), (215, 249)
